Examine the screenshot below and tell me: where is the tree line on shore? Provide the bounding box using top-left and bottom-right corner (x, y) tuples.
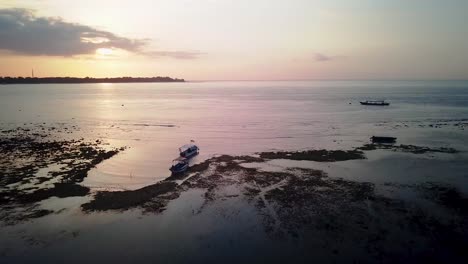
(0, 76), (185, 84)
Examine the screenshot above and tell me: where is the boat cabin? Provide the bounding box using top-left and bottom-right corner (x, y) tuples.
(179, 143), (199, 158)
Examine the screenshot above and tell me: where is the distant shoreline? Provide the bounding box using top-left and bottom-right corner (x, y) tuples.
(0, 76), (184, 84)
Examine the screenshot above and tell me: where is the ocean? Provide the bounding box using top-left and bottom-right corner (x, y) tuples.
(1, 80), (467, 188)
(1, 80), (467, 263)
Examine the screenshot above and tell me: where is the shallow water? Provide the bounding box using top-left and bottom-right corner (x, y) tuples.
(1, 81), (468, 263)
(1, 80), (468, 189)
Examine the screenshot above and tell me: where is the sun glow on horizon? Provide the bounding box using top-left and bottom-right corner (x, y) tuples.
(96, 48), (114, 56)
(1, 1), (467, 80)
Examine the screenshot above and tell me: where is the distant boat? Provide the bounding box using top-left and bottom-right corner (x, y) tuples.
(178, 141), (199, 159)
(360, 100), (390, 106)
(371, 136), (397, 144)
(170, 157), (189, 174)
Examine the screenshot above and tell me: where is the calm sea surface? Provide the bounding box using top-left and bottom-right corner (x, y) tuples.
(1, 80), (468, 189)
(1, 80), (468, 263)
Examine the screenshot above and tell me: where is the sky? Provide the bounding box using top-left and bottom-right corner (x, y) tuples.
(0, 0), (467, 80)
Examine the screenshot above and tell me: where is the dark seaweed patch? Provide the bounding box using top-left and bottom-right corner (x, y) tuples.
(358, 143), (458, 154)
(259, 149), (366, 162)
(81, 181), (178, 212)
(0, 126), (124, 224)
(81, 153), (467, 262)
(418, 183), (468, 215)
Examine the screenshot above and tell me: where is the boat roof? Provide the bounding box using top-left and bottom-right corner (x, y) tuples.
(179, 143), (197, 151)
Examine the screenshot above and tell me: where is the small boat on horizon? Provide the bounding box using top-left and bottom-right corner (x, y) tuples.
(360, 100), (390, 106)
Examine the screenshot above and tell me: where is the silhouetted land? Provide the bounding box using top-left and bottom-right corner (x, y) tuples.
(0, 76), (184, 84)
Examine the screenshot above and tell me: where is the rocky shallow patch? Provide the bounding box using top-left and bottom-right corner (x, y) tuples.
(0, 126), (124, 224)
(80, 142), (462, 214)
(79, 146), (467, 262)
(258, 149), (366, 161)
(358, 143), (458, 154)
(375, 119), (468, 130)
(81, 181), (178, 212)
(1, 126), (466, 262)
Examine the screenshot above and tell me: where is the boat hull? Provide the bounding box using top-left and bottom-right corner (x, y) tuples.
(180, 148), (199, 159)
(170, 163), (189, 174)
(360, 101), (389, 106)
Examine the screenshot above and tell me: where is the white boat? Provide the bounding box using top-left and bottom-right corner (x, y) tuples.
(178, 141), (199, 159)
(169, 141), (199, 174)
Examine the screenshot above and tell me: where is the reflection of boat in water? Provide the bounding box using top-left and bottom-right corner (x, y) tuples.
(179, 142), (199, 159)
(371, 136), (397, 144)
(170, 158), (189, 174)
(360, 100), (390, 106)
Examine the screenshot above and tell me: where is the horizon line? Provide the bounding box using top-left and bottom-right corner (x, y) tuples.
(2, 76), (468, 82)
(188, 79), (468, 82)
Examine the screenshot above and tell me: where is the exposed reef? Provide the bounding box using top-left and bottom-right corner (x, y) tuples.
(357, 143), (458, 154)
(81, 181), (178, 212)
(375, 119), (468, 130)
(0, 126), (125, 224)
(81, 140), (462, 213)
(1, 125), (466, 262)
(80, 152), (467, 262)
(258, 149), (366, 161)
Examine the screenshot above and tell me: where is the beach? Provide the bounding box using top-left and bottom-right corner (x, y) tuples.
(1, 80), (468, 263)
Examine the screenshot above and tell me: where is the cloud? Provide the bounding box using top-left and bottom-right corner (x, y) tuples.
(0, 8), (145, 56)
(146, 51), (205, 59)
(0, 8), (202, 59)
